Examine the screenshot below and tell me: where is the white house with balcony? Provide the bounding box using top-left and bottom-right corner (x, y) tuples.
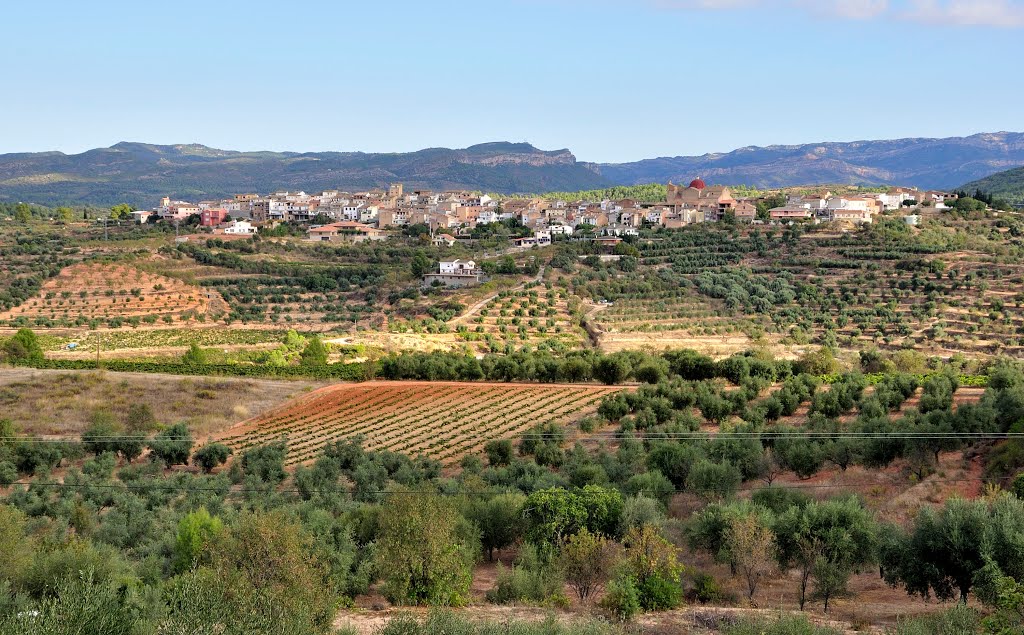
(223, 220), (257, 235)
(439, 260), (476, 275)
(425, 260), (481, 288)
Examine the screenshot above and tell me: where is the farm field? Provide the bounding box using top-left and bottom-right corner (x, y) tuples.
(8, 211), (1024, 367)
(571, 213), (1024, 360)
(218, 380), (624, 465)
(0, 262), (217, 328)
(451, 277), (589, 354)
(20, 326), (299, 361)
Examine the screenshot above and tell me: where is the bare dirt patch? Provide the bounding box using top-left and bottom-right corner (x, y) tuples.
(0, 367), (328, 438)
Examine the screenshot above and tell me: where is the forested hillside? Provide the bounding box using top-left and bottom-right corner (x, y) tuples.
(961, 165), (1024, 206)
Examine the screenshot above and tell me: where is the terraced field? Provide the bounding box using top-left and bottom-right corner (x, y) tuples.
(453, 280), (588, 353)
(0, 262), (215, 327)
(218, 381), (623, 465)
(576, 218), (1024, 358)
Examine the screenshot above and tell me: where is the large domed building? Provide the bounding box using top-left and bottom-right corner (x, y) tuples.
(665, 177), (736, 221)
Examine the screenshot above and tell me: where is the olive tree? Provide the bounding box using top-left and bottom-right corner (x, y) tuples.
(773, 497), (878, 611)
(375, 490), (473, 606)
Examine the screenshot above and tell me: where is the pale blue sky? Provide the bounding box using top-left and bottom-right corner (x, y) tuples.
(1, 0), (1020, 162)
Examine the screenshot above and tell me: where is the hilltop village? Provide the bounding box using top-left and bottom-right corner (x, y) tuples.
(133, 180), (957, 244)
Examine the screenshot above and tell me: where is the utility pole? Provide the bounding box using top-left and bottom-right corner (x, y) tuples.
(103, 216), (108, 241)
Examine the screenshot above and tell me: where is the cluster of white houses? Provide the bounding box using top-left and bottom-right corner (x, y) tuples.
(135, 180), (954, 242)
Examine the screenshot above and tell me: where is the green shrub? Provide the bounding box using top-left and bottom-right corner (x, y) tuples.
(485, 558), (566, 607)
(0, 460), (17, 485)
(886, 604), (980, 635)
(688, 571), (725, 604)
(637, 570), (683, 611)
(1013, 472), (1024, 499)
(600, 572), (641, 622)
(722, 614), (842, 635)
(148, 423), (192, 468)
(686, 460), (741, 501)
(192, 443), (232, 473)
(377, 610), (624, 635)
(240, 442), (287, 484)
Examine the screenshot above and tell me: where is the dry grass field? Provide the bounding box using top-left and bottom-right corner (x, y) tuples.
(0, 367), (327, 438)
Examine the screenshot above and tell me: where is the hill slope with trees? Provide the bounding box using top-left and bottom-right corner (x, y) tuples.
(960, 165), (1024, 207)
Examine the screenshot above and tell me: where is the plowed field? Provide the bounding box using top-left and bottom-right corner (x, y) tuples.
(218, 381), (623, 465)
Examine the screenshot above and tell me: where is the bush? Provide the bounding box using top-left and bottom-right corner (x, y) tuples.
(751, 487), (812, 514)
(300, 336), (329, 366)
(181, 343), (207, 365)
(686, 460), (742, 501)
(124, 404), (158, 433)
(81, 418), (121, 457)
(0, 461), (17, 485)
(887, 604), (980, 635)
(600, 572), (641, 621)
(637, 570), (683, 610)
(618, 525), (684, 612)
(2, 328), (44, 363)
(0, 570), (147, 635)
(1013, 472), (1024, 499)
(241, 442), (287, 484)
(559, 529), (619, 602)
(13, 440), (67, 476)
(624, 470), (674, 506)
(484, 439), (513, 467)
(688, 571), (725, 604)
(148, 423), (193, 467)
(376, 491), (473, 606)
(722, 615), (842, 635)
(172, 508), (223, 573)
(192, 443), (233, 473)
(486, 546), (565, 607)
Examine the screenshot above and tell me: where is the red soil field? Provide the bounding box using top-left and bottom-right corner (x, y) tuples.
(218, 380), (625, 466)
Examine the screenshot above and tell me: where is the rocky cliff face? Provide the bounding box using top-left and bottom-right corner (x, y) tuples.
(464, 146), (577, 167)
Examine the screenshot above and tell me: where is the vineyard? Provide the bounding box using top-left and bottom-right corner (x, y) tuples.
(218, 381), (623, 465)
(0, 262), (215, 328)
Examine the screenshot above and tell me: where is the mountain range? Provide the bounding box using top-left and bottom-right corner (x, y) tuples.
(1, 132), (1023, 207)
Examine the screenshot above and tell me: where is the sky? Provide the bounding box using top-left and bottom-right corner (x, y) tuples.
(1, 0), (1021, 163)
